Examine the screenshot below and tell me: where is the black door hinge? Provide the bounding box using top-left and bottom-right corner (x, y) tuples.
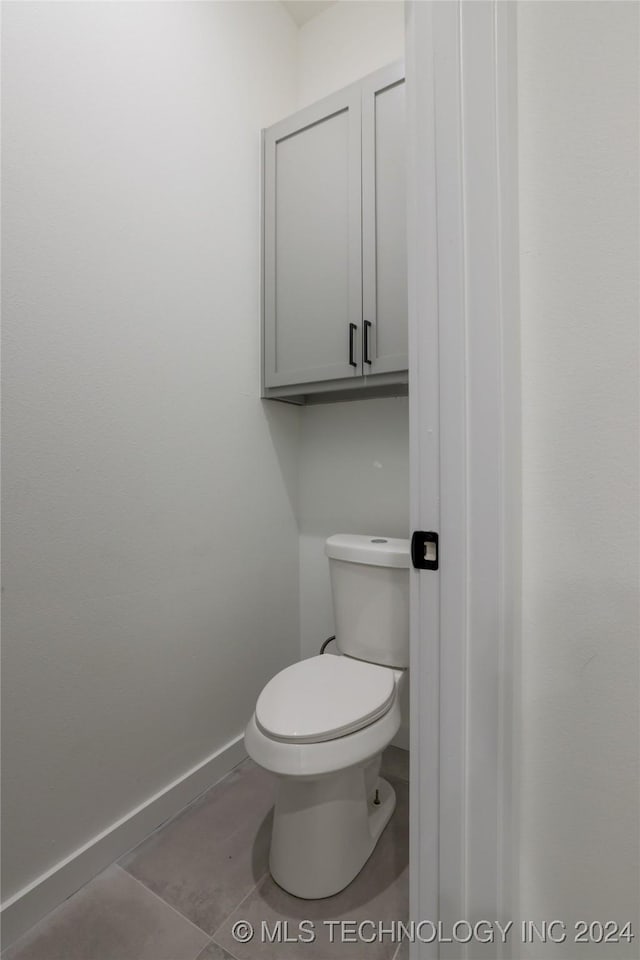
(411, 531), (439, 570)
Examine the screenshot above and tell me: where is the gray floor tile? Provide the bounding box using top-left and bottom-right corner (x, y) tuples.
(195, 942), (239, 960)
(120, 759), (274, 936)
(214, 777), (409, 960)
(381, 746), (409, 783)
(2, 864), (209, 960)
(393, 936), (410, 960)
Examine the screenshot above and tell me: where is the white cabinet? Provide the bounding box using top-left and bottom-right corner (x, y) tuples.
(362, 64), (408, 376)
(262, 62), (407, 402)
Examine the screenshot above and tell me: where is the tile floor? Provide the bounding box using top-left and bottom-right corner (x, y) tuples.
(3, 747), (409, 960)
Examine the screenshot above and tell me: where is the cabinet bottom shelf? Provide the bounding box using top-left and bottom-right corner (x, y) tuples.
(261, 372), (408, 405)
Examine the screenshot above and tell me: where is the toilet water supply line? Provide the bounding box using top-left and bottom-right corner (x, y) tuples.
(319, 636), (335, 654)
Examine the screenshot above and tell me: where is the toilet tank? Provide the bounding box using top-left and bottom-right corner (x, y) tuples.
(325, 535), (410, 669)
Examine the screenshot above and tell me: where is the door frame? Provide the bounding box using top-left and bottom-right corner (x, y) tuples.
(406, 4), (520, 958)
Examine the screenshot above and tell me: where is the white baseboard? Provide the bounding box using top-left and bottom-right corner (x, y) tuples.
(1, 734), (247, 950)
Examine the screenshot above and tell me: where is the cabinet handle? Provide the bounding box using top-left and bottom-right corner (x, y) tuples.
(364, 320), (372, 365)
(348, 323), (357, 367)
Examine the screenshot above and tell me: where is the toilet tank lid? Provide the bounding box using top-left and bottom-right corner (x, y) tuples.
(325, 535), (410, 568)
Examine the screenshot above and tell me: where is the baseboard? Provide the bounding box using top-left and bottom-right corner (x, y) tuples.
(1, 734), (247, 950)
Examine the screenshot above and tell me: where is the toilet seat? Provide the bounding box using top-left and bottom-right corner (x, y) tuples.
(245, 694), (402, 778)
(255, 655), (396, 744)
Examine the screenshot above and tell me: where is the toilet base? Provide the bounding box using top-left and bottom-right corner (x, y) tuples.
(269, 758), (396, 899)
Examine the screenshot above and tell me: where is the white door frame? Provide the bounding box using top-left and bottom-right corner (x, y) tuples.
(406, 4), (520, 958)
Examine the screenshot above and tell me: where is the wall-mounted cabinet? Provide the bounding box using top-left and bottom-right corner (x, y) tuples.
(262, 62), (407, 402)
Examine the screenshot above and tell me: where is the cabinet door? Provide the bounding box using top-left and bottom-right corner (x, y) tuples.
(361, 63), (408, 376)
(263, 88), (362, 389)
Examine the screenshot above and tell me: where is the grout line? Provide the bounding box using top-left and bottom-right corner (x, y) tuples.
(392, 935), (412, 960)
(117, 753), (251, 869)
(115, 864), (213, 946)
(209, 934), (243, 960)
(209, 871), (269, 940)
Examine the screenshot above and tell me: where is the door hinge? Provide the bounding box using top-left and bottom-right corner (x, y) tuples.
(411, 531), (439, 570)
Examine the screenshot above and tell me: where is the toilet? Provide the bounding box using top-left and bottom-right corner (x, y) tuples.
(245, 533), (409, 899)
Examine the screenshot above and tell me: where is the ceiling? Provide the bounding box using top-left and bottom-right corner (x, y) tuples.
(282, 1), (336, 28)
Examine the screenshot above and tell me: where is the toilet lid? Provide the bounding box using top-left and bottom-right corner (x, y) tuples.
(255, 655), (396, 744)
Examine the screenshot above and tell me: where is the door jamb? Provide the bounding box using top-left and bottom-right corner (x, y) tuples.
(406, 4), (520, 958)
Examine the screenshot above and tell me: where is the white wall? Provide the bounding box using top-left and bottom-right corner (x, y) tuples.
(1, 0), (301, 904)
(517, 3), (639, 953)
(296, 0), (404, 107)
(294, 1), (409, 745)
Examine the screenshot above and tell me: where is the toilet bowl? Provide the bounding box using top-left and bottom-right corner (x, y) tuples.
(245, 534), (409, 899)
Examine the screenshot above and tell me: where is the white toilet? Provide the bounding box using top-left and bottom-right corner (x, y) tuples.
(245, 533), (409, 899)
